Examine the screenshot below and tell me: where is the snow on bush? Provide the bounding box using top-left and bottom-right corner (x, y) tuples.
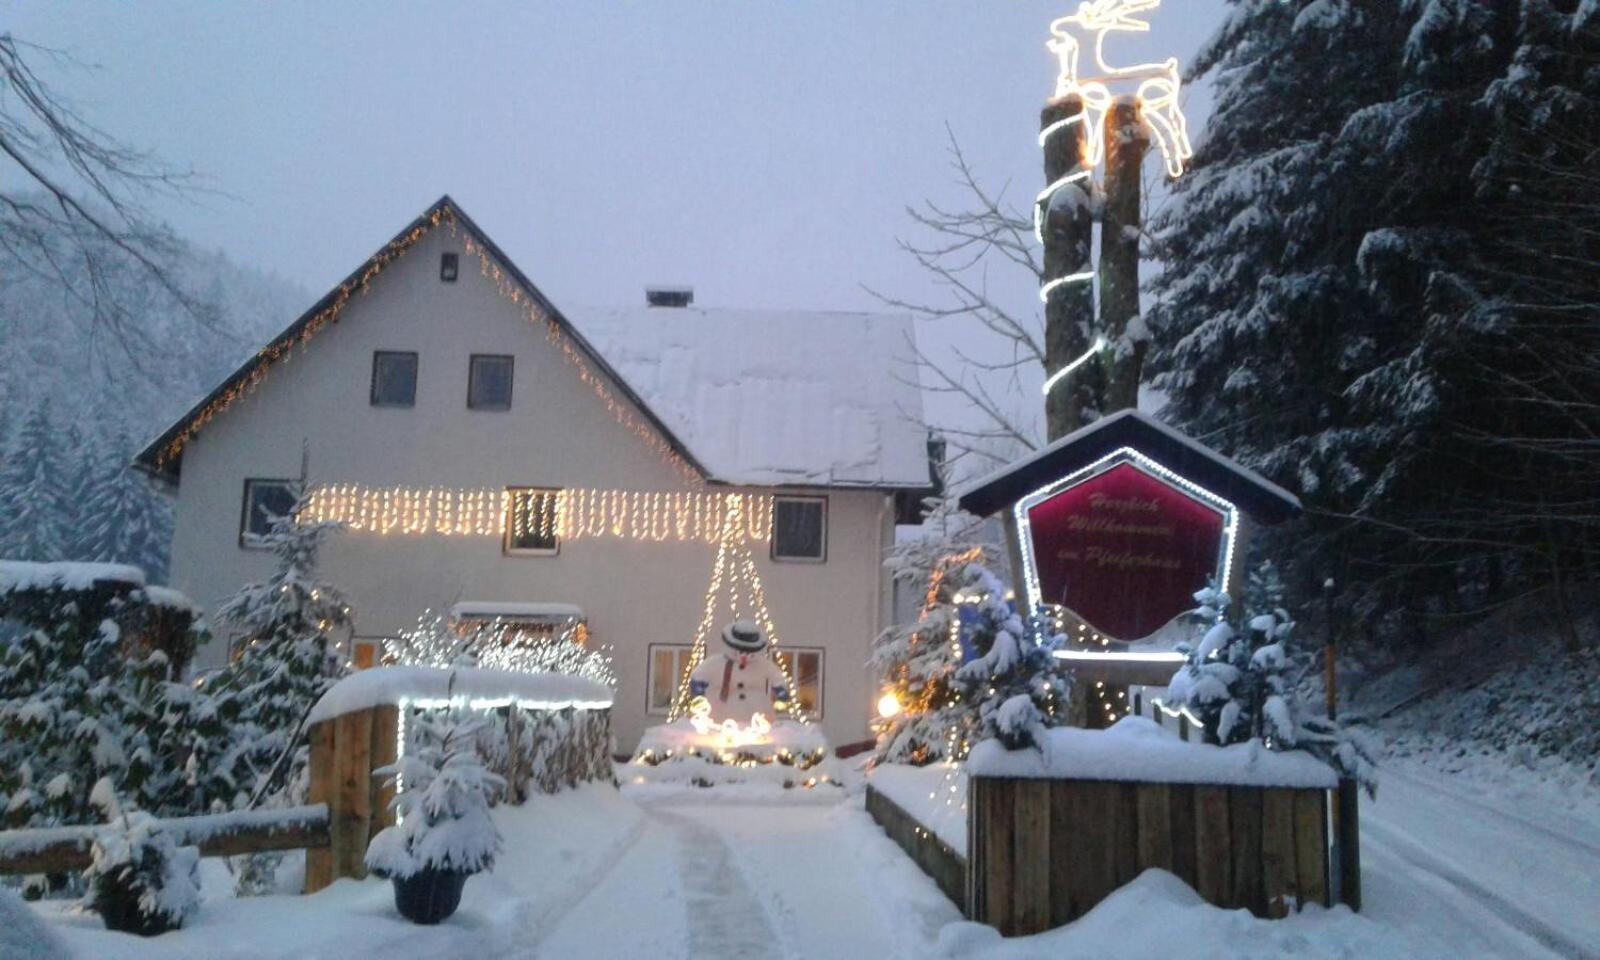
(952, 564), (1072, 753)
(81, 779), (201, 930)
(366, 712), (505, 879)
(1167, 563), (1378, 792)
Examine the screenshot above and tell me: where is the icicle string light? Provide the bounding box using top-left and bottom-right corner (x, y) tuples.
(299, 484), (774, 544)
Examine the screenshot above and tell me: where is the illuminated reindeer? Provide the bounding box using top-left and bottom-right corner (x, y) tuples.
(1046, 0), (1193, 178)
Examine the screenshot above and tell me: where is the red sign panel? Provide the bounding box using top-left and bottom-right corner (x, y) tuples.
(1025, 461), (1225, 640)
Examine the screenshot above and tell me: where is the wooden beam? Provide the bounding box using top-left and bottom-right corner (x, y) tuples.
(0, 805), (329, 876)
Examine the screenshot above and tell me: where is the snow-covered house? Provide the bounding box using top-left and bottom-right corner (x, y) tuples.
(136, 196), (933, 751)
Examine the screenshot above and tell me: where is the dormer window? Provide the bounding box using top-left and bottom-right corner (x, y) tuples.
(440, 252), (459, 283)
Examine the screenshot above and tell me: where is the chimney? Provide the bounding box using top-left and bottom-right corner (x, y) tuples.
(645, 286), (694, 308)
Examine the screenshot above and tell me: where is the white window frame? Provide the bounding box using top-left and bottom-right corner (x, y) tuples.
(646, 643), (696, 716)
(503, 487), (561, 556)
(771, 495), (828, 563)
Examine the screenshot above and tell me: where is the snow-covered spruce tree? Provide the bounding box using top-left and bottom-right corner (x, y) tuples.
(204, 490), (350, 807)
(0, 402), (71, 562)
(76, 430), (172, 578)
(1167, 563), (1377, 792)
(951, 564), (1071, 752)
(1147, 1), (1525, 641)
(870, 498), (998, 766)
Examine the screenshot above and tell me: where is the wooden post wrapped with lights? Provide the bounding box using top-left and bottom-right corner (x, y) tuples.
(1038, 1), (1194, 437)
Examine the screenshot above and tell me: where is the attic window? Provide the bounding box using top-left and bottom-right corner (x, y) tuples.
(441, 252), (459, 283)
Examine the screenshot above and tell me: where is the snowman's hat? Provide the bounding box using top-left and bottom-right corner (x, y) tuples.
(720, 620), (766, 653)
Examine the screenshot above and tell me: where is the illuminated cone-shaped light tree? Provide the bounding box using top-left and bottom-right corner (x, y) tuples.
(667, 494), (803, 724)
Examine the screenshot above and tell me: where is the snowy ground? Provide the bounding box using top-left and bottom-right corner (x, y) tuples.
(23, 754), (1600, 959)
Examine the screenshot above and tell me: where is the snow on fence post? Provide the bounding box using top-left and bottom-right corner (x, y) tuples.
(964, 724), (1339, 935)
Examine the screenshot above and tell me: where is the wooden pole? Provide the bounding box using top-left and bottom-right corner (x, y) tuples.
(1099, 97), (1150, 413)
(1041, 95), (1099, 441)
(1335, 782), (1361, 911)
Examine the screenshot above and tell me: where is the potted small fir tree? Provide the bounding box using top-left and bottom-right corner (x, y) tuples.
(82, 779), (201, 936)
(365, 711), (504, 924)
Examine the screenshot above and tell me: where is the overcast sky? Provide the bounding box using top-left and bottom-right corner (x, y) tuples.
(8, 1), (1228, 438)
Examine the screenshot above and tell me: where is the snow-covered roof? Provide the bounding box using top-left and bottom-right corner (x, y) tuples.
(450, 601), (584, 622)
(570, 305), (929, 488)
(307, 665), (612, 725)
(966, 717), (1337, 789)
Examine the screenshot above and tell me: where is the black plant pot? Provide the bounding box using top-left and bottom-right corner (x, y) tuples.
(392, 867), (472, 925)
(94, 881), (180, 937)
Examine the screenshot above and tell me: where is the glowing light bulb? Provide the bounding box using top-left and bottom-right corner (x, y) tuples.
(877, 691), (903, 719)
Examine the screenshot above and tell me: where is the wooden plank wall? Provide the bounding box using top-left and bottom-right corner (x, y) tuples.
(864, 785), (968, 908)
(970, 777), (1329, 936)
(305, 705), (398, 893)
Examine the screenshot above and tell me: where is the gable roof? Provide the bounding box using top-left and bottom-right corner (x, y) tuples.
(956, 409), (1301, 524)
(135, 196), (929, 492)
(570, 305), (929, 487)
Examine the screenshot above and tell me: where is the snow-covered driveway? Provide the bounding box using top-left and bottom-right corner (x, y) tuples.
(534, 798), (955, 960)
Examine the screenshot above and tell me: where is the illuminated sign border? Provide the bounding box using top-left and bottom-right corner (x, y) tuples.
(1011, 445), (1239, 653)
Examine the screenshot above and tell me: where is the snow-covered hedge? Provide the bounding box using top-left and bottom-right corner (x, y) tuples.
(307, 666), (612, 726)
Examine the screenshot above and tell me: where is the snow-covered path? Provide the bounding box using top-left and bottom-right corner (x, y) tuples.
(534, 799), (930, 960)
(1361, 765), (1600, 959)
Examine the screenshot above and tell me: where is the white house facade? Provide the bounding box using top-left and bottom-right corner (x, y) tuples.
(137, 197), (933, 752)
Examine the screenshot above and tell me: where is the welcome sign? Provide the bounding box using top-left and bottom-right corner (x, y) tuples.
(1017, 459), (1229, 640)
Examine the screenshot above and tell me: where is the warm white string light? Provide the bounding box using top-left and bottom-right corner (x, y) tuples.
(1039, 335), (1108, 396)
(299, 484), (773, 545)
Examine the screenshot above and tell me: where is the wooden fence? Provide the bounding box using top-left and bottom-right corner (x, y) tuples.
(0, 805), (329, 877)
(968, 776), (1331, 936)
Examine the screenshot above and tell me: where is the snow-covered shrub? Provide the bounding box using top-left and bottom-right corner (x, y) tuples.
(1168, 563), (1378, 792)
(81, 779), (200, 935)
(952, 564), (1072, 752)
(366, 711), (505, 880)
(870, 498), (1001, 766)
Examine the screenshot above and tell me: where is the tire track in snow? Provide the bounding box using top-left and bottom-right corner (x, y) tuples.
(655, 808), (784, 960)
(1364, 817), (1595, 960)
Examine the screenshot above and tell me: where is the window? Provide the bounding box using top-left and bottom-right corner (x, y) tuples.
(774, 647), (824, 719)
(468, 354), (514, 411)
(239, 478), (296, 547)
(647, 644), (695, 715)
(504, 488), (560, 554)
(440, 252), (459, 282)
(772, 496), (826, 562)
(370, 351), (418, 407)
(349, 637), (389, 670)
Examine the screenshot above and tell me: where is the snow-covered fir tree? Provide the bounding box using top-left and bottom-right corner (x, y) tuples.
(1145, 1), (1547, 641)
(202, 491), (350, 807)
(870, 498), (999, 765)
(0, 402), (71, 562)
(365, 710), (504, 880)
(76, 430), (172, 577)
(1168, 563), (1377, 791)
(951, 564), (1072, 752)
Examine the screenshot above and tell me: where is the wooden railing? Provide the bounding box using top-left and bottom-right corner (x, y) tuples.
(0, 805), (329, 877)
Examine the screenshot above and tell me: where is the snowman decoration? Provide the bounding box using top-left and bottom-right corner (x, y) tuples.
(688, 620), (791, 727)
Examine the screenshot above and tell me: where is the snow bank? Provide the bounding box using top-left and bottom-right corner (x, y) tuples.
(306, 665), (612, 725)
(1, 888), (72, 960)
(0, 560), (145, 594)
(936, 869), (1416, 959)
(869, 762), (969, 856)
(967, 717), (1337, 789)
